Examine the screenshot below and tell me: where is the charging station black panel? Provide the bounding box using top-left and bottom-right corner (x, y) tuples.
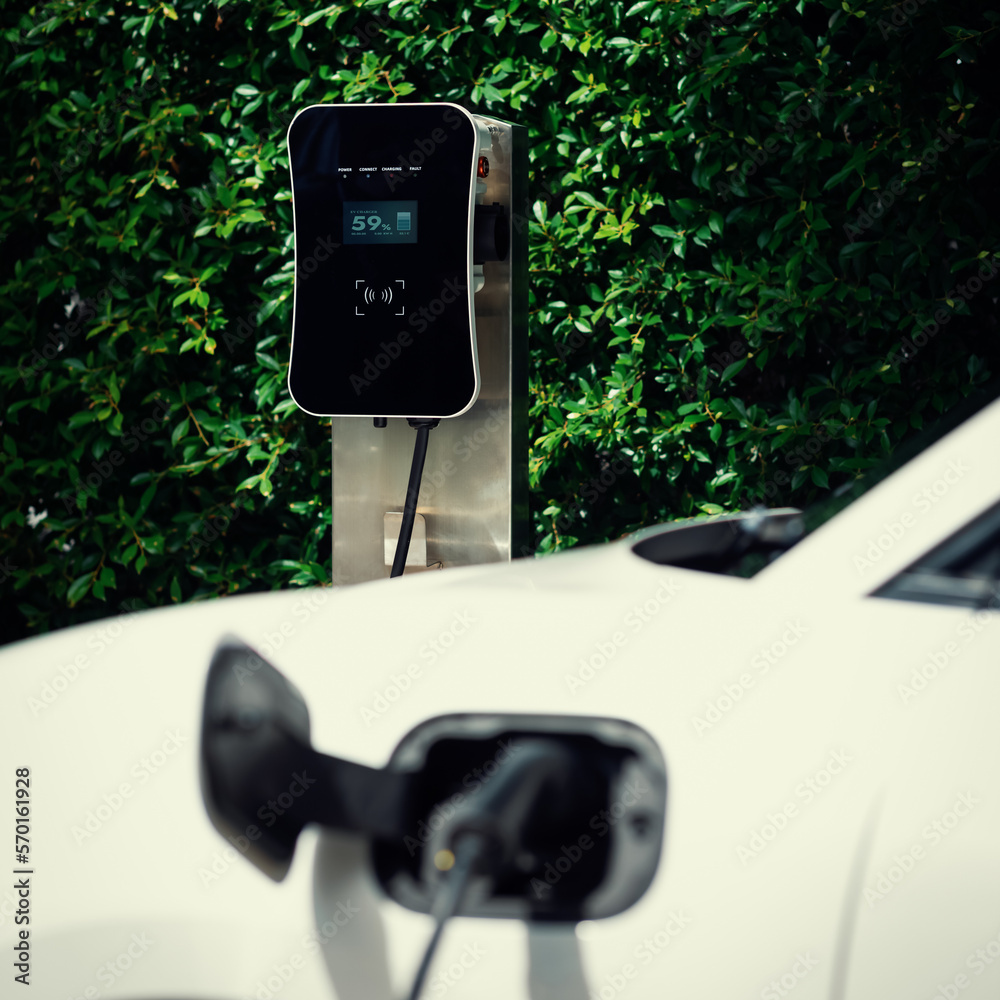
(287, 103), (481, 418)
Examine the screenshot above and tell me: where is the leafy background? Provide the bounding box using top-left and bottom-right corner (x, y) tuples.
(1, 0), (998, 643)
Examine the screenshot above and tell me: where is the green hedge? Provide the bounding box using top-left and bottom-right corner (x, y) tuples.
(1, 0), (998, 642)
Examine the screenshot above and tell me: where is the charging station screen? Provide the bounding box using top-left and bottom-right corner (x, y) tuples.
(288, 103), (479, 417)
(344, 201), (418, 244)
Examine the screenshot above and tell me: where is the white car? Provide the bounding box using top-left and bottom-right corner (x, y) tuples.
(3, 388), (1000, 1000)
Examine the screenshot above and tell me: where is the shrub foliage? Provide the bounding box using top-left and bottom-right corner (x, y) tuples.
(1, 0), (998, 641)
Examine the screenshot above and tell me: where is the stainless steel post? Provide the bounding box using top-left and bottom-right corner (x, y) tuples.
(330, 115), (528, 585)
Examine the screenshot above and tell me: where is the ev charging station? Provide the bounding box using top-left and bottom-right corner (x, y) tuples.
(287, 103), (528, 584)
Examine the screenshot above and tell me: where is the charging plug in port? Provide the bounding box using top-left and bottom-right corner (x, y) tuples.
(372, 714), (667, 922)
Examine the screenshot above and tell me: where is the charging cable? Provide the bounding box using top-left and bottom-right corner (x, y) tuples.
(390, 418), (439, 578)
(405, 831), (487, 1000)
(405, 739), (577, 998)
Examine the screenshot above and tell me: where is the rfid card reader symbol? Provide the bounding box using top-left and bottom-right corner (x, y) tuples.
(356, 279), (405, 316)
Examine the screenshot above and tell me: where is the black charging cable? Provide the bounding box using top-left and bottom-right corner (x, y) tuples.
(405, 831), (488, 1000)
(390, 418), (439, 578)
(404, 739), (578, 999)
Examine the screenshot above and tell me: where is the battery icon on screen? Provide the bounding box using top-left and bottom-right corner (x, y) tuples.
(396, 211), (411, 232)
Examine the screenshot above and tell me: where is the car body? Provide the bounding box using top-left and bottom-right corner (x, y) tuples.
(3, 391), (1000, 999)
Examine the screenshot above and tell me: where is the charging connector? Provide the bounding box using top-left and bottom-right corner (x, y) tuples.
(405, 739), (580, 1000)
(419, 738), (577, 889)
(373, 718), (666, 924)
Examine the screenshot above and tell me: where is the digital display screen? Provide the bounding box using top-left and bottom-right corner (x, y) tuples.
(343, 200), (418, 244)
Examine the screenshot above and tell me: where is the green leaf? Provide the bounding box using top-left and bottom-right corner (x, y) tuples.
(171, 418), (190, 446)
(301, 6), (338, 26)
(719, 358), (748, 382)
(67, 575), (92, 605)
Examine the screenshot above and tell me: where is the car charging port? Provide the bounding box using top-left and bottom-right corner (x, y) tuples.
(200, 643), (666, 922)
(372, 714), (667, 922)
